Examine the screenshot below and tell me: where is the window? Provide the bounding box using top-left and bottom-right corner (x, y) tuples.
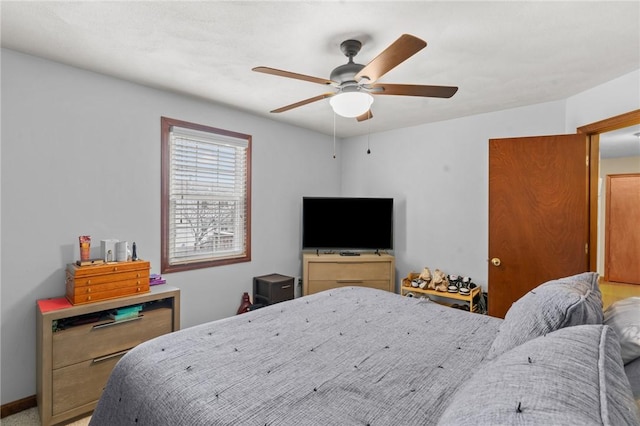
(161, 117), (251, 273)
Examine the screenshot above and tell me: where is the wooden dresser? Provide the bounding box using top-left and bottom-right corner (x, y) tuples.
(302, 253), (395, 295)
(36, 285), (180, 426)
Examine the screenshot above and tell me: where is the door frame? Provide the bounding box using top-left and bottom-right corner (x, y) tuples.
(577, 109), (640, 271)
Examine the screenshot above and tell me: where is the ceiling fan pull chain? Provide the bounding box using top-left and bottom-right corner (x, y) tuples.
(333, 111), (337, 159)
(367, 110), (371, 154)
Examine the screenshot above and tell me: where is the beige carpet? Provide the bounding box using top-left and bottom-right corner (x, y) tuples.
(1, 408), (90, 425)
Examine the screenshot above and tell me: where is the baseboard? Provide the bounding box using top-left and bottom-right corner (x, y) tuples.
(1, 395), (36, 418)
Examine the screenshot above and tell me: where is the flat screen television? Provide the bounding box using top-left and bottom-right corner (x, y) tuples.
(302, 197), (393, 251)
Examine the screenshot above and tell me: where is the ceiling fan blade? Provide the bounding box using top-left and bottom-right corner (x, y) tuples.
(253, 66), (335, 85)
(354, 34), (427, 84)
(270, 92), (335, 113)
(371, 83), (458, 98)
(356, 110), (373, 122)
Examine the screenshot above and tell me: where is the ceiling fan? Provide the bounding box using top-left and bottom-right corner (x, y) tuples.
(253, 34), (458, 122)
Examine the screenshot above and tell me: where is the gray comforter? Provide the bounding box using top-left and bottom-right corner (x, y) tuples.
(90, 286), (502, 425)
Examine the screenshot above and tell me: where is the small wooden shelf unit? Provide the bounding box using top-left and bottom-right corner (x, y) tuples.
(302, 252), (395, 295)
(36, 285), (180, 426)
(400, 285), (481, 312)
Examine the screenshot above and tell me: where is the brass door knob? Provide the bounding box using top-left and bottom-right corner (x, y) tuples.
(491, 257), (501, 267)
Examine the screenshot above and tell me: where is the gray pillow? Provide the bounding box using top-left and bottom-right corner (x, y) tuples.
(604, 297), (640, 364)
(438, 325), (640, 426)
(626, 357), (640, 401)
(487, 272), (603, 359)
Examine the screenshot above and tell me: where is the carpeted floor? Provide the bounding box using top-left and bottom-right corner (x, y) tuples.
(1, 408), (90, 425)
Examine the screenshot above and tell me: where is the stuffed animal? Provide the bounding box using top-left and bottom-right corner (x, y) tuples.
(402, 272), (420, 288)
(427, 278), (437, 290)
(418, 267), (432, 289)
(427, 268), (439, 290)
(432, 269), (449, 292)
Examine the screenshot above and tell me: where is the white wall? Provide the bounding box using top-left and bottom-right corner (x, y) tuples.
(0, 49), (341, 404)
(565, 69), (640, 132)
(341, 69), (640, 291)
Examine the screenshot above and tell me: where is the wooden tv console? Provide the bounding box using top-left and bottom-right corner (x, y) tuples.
(302, 252), (395, 295)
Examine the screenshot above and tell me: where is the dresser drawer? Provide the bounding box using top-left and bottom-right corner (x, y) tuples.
(303, 254), (395, 296)
(308, 261), (391, 281)
(68, 261), (150, 278)
(308, 280), (391, 294)
(52, 307), (172, 369)
(66, 276), (149, 296)
(66, 283), (149, 305)
(51, 352), (123, 416)
(67, 269), (149, 287)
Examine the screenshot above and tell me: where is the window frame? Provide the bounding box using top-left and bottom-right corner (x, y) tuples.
(161, 116), (251, 273)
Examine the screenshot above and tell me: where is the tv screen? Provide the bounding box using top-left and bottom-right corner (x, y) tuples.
(302, 197), (393, 251)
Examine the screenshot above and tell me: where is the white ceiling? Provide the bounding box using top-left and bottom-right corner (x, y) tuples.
(1, 1), (639, 156)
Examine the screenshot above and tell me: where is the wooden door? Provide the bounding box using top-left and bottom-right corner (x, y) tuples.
(605, 174), (640, 284)
(488, 134), (590, 318)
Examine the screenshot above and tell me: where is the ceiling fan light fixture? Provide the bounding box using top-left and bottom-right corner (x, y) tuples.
(330, 91), (374, 118)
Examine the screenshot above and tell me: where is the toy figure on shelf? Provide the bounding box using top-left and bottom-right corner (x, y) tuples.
(418, 267), (432, 289)
(236, 292), (252, 315)
(431, 269), (449, 292)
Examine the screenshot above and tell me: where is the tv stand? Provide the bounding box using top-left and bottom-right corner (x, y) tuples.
(302, 253), (395, 295)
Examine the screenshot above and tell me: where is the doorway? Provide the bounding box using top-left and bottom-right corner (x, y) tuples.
(578, 110), (640, 275)
(594, 126), (640, 286)
(580, 112), (640, 307)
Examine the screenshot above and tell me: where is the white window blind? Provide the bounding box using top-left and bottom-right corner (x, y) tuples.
(167, 124), (249, 266)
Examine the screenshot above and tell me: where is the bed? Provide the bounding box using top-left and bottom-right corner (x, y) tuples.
(90, 273), (640, 425)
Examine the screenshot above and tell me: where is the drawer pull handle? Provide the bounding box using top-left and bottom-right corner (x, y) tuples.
(93, 349), (129, 363)
(92, 315), (143, 329)
(281, 285), (292, 289)
(337, 280), (364, 283)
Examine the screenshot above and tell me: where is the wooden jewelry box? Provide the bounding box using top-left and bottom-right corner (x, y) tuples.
(65, 260), (150, 305)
